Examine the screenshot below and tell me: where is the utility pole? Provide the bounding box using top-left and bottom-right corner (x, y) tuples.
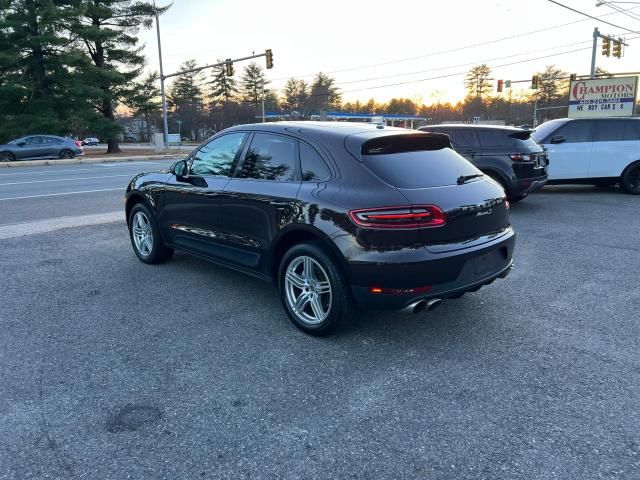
(261, 81), (266, 123)
(154, 3), (169, 148)
(591, 27), (599, 79)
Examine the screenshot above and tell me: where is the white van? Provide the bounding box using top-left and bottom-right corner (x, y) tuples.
(532, 117), (640, 194)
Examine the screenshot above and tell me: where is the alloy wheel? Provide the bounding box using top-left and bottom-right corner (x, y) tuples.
(61, 150), (74, 159)
(0, 152), (14, 162)
(131, 211), (153, 257)
(284, 255), (333, 325)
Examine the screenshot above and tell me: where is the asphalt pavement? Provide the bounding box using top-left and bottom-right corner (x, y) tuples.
(0, 181), (639, 479)
(0, 159), (177, 226)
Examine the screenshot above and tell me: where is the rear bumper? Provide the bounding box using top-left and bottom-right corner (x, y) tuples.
(348, 227), (516, 311)
(509, 174), (547, 197)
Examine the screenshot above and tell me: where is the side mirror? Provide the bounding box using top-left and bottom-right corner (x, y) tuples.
(550, 135), (566, 144)
(171, 159), (188, 177)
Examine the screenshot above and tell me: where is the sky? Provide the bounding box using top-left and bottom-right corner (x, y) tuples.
(139, 0), (640, 105)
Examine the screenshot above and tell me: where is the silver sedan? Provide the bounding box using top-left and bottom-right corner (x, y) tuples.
(0, 135), (84, 162)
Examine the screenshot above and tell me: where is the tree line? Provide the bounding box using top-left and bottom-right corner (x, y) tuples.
(1, 1), (627, 150)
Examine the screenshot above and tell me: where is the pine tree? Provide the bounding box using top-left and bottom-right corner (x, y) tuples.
(241, 62), (269, 106)
(281, 78), (309, 118)
(464, 64), (492, 101)
(208, 61), (238, 106)
(0, 0), (87, 141)
(308, 72), (341, 113)
(126, 72), (161, 142)
(168, 59), (205, 140)
(70, 0), (163, 152)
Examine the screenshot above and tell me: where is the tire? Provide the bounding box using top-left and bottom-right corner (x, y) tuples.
(128, 203), (174, 264)
(620, 161), (640, 195)
(0, 151), (15, 162)
(508, 193), (527, 203)
(59, 149), (75, 159)
(278, 241), (357, 336)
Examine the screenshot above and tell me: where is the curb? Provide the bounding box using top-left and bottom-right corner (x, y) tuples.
(0, 154), (187, 168)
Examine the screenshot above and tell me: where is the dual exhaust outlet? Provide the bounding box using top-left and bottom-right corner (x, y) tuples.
(404, 298), (443, 315)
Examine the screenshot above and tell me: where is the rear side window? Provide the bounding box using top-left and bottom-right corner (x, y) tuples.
(553, 121), (593, 143)
(362, 147), (479, 189)
(239, 133), (297, 181)
(594, 120), (640, 142)
(477, 130), (539, 148)
(300, 142), (330, 181)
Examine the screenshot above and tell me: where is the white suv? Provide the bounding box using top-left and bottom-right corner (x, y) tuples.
(532, 117), (640, 194)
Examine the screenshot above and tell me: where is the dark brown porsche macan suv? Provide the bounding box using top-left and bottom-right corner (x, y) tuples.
(125, 122), (515, 335)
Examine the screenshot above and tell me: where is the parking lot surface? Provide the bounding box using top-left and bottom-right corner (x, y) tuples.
(1, 186), (639, 479)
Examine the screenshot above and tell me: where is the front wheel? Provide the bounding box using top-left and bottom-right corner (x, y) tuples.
(278, 241), (357, 336)
(128, 203), (174, 264)
(620, 162), (640, 195)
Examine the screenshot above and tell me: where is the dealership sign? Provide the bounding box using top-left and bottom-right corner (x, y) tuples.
(568, 76), (638, 118)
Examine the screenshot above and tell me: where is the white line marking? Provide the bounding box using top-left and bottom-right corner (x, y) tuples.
(0, 187), (123, 201)
(0, 211), (123, 239)
(0, 174), (132, 186)
(0, 162), (171, 177)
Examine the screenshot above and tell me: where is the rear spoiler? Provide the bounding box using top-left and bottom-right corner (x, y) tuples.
(361, 133), (452, 155)
(509, 129), (535, 140)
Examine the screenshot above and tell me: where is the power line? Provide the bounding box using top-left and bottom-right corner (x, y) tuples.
(269, 5), (640, 82)
(598, 1), (640, 22)
(330, 36), (601, 87)
(333, 37), (639, 95)
(547, 0), (640, 33)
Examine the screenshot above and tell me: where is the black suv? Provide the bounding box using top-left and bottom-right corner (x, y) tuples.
(418, 125), (548, 201)
(125, 122), (515, 335)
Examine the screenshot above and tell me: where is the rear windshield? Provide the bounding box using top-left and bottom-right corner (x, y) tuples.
(362, 147), (480, 189)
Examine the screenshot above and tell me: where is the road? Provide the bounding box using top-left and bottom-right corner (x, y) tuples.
(1, 165), (639, 479)
(0, 159), (177, 226)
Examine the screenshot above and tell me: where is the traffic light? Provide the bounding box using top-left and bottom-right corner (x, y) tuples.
(497, 79), (504, 93)
(613, 39), (623, 58)
(225, 59), (234, 76)
(602, 37), (611, 57)
(265, 49), (273, 69)
(569, 73), (577, 82)
(531, 75), (539, 89)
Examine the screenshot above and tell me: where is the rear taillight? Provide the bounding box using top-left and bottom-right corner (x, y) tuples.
(505, 199), (510, 209)
(74, 140), (82, 147)
(348, 205), (446, 229)
(509, 154), (531, 162)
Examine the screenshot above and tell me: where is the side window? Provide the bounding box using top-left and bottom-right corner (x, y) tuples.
(594, 120), (631, 142)
(447, 130), (480, 149)
(477, 130), (510, 147)
(24, 136), (43, 145)
(300, 142), (331, 181)
(190, 133), (246, 176)
(628, 121), (640, 140)
(238, 133), (297, 181)
(554, 121), (593, 143)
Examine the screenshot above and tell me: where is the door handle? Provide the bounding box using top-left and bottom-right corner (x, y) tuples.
(269, 201), (290, 209)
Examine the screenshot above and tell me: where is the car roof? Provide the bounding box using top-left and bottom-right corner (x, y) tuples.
(224, 121), (412, 141)
(420, 124), (533, 132)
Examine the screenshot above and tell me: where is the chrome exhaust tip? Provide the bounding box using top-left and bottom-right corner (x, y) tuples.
(401, 298), (443, 314)
(425, 298), (443, 311)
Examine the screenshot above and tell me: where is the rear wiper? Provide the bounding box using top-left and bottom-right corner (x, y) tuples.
(457, 173), (484, 185)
